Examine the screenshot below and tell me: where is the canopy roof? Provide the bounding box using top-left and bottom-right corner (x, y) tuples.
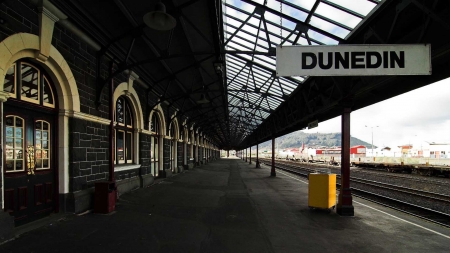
(223, 0), (382, 145)
(49, 0), (450, 149)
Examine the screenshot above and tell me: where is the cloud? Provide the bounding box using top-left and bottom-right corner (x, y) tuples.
(302, 78), (450, 147)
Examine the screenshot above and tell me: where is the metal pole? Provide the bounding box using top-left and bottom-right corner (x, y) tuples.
(245, 148), (247, 162)
(109, 61), (115, 182)
(337, 107), (354, 216)
(256, 144), (260, 168)
(372, 128), (373, 156)
(249, 146), (252, 164)
(271, 137), (276, 177)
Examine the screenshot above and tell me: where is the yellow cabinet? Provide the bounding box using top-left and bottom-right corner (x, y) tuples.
(308, 173), (336, 209)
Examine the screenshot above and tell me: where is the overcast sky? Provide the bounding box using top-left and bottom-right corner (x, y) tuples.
(300, 78), (450, 148)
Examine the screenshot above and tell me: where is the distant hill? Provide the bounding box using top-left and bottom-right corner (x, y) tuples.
(256, 131), (374, 151)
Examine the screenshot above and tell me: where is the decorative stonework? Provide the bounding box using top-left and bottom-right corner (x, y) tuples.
(0, 91), (10, 103)
(37, 7), (60, 62)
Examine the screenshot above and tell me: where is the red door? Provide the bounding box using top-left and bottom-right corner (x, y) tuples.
(3, 105), (56, 226)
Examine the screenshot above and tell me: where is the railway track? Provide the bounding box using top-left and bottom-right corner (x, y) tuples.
(263, 158), (450, 195)
(258, 158), (450, 228)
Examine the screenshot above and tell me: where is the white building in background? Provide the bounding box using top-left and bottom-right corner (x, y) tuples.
(366, 146), (403, 157)
(420, 142), (450, 158)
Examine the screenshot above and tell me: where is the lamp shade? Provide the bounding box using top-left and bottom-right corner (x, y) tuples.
(197, 94), (210, 104)
(143, 2), (176, 31)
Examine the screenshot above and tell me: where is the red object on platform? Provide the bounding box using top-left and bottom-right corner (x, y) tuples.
(94, 181), (117, 213)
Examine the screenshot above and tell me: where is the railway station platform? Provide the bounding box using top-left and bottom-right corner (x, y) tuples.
(1, 158), (449, 252)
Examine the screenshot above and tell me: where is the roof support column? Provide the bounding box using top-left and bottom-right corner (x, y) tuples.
(227, 150), (229, 158)
(256, 144), (260, 168)
(108, 61), (115, 183)
(271, 137), (276, 177)
(245, 148), (247, 162)
(337, 107), (354, 216)
(249, 146), (252, 164)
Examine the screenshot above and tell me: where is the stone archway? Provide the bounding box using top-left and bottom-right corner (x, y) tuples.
(0, 33), (80, 210)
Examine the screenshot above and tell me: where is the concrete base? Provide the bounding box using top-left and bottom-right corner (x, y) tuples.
(160, 169), (173, 178)
(116, 177), (140, 197)
(65, 188), (95, 214)
(177, 166), (184, 173)
(0, 211), (14, 244)
(140, 174), (155, 188)
(336, 204), (355, 216)
(65, 175), (151, 214)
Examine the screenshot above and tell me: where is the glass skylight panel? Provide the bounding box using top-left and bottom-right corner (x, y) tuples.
(326, 0), (377, 16)
(307, 29), (339, 45)
(315, 2), (362, 29)
(252, 57), (274, 69)
(249, 16), (263, 27)
(223, 0), (382, 144)
(309, 16), (350, 39)
(265, 12), (283, 24)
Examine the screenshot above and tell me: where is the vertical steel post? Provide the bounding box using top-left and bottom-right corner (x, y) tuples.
(249, 146), (252, 164)
(256, 144), (260, 168)
(337, 107), (354, 216)
(227, 150), (229, 158)
(245, 148), (247, 162)
(109, 61), (115, 182)
(271, 137), (276, 177)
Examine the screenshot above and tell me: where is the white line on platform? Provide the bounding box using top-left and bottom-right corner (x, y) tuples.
(276, 168), (450, 240)
(277, 170), (309, 184)
(354, 201), (450, 240)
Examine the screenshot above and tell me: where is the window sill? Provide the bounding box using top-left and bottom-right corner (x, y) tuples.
(114, 164), (141, 172)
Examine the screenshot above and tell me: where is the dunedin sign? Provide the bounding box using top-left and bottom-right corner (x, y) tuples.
(276, 44), (431, 76)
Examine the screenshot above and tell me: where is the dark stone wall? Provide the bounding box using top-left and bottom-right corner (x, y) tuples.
(115, 168), (139, 181)
(163, 138), (170, 170)
(0, 0), (197, 197)
(199, 147), (204, 163)
(139, 133), (152, 175)
(69, 117), (109, 192)
(0, 1), (39, 41)
(177, 142), (183, 167)
(187, 144), (193, 164)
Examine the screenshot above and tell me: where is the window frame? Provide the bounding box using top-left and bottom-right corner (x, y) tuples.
(150, 111), (161, 177)
(3, 61), (56, 108)
(4, 116), (25, 173)
(34, 120), (51, 171)
(114, 96), (134, 165)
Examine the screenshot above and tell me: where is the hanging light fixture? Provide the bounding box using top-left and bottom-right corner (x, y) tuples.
(197, 84), (210, 104)
(197, 93), (210, 104)
(143, 1), (176, 31)
(213, 60), (223, 75)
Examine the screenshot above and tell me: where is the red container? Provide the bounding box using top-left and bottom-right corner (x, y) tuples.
(94, 181), (116, 213)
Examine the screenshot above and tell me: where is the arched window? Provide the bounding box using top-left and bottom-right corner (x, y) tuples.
(115, 96), (134, 164)
(3, 61), (55, 108)
(150, 112), (160, 177)
(3, 60), (57, 224)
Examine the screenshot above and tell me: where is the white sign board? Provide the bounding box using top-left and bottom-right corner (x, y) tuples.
(276, 44), (431, 76)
